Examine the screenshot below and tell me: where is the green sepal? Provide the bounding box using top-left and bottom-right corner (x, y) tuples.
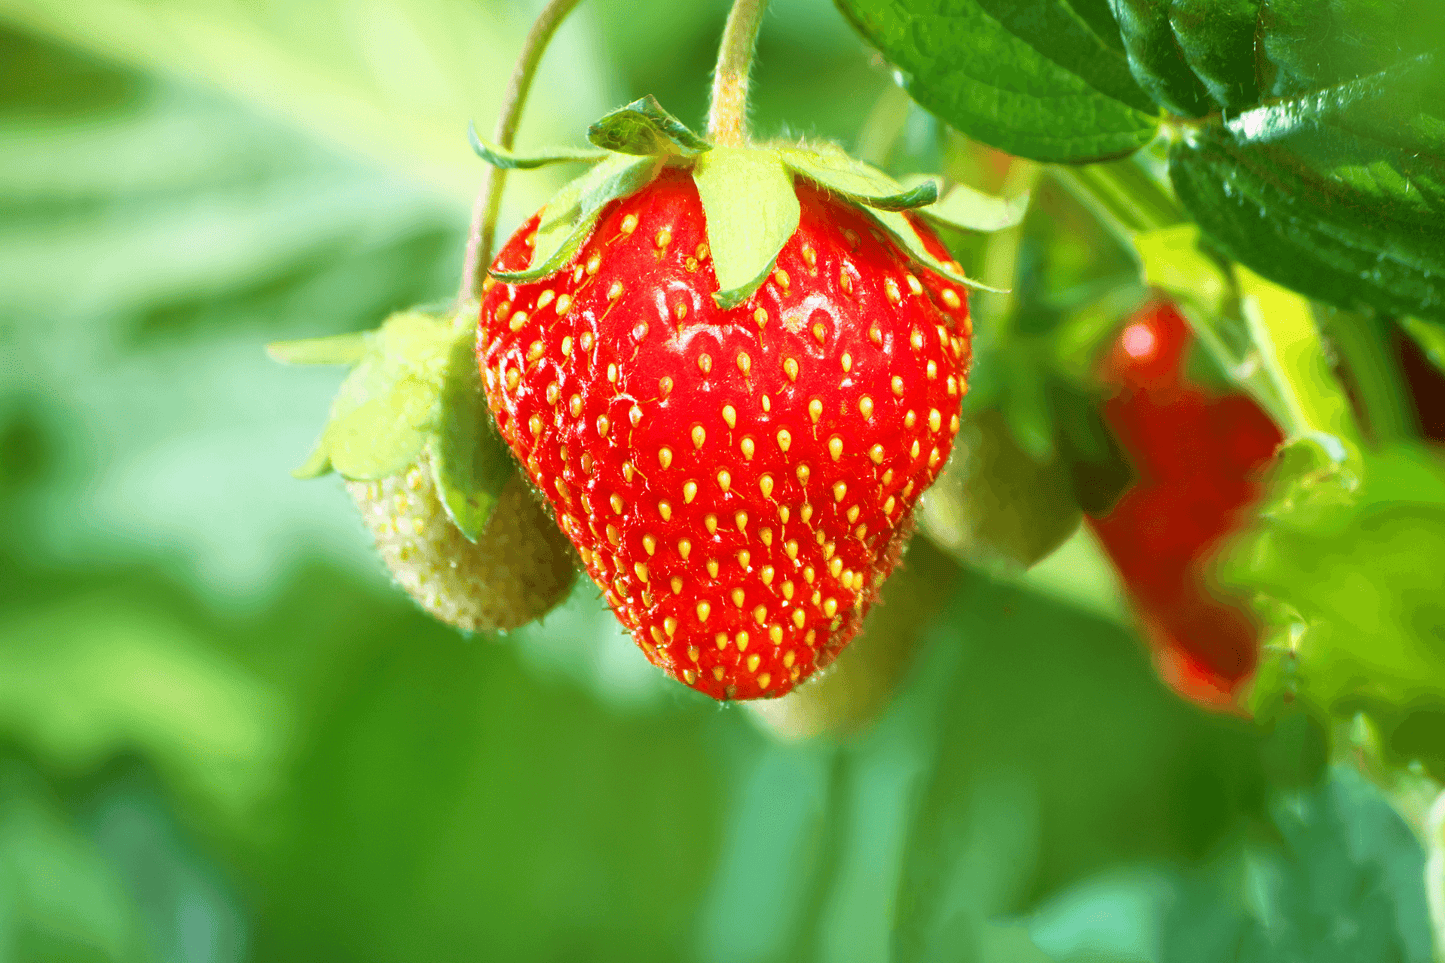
(280, 307), (517, 541)
(692, 146), (801, 310)
(866, 206), (1009, 294)
(778, 143), (1007, 293)
(586, 95), (711, 157)
(491, 153), (662, 283)
(467, 122), (608, 169)
(918, 181), (1029, 233)
(779, 145), (937, 211)
(266, 331), (369, 366)
(428, 329), (515, 540)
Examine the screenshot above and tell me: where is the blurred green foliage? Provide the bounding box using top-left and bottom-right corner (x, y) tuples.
(0, 2), (1436, 961)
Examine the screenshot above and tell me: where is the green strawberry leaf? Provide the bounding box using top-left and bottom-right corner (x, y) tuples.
(1032, 767), (1434, 963)
(1217, 438), (1445, 777)
(692, 145), (801, 310)
(302, 311), (450, 481)
(1108, 0), (1215, 118)
(833, 0), (1160, 162)
(585, 95), (711, 157)
(1162, 15), (1445, 326)
(492, 153), (661, 283)
(777, 144), (1002, 291)
(919, 181), (1030, 233)
(466, 123), (609, 169)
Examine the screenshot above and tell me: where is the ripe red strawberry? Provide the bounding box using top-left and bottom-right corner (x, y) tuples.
(479, 166), (972, 700)
(1086, 301), (1283, 707)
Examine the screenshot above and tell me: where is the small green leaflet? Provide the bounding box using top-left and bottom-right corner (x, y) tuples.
(272, 308), (516, 541)
(867, 206), (1009, 294)
(492, 153), (661, 283)
(692, 146), (801, 310)
(467, 123), (608, 169)
(586, 96), (711, 157)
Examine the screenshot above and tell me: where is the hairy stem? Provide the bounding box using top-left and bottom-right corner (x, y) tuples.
(706, 0), (770, 147)
(458, 0), (586, 307)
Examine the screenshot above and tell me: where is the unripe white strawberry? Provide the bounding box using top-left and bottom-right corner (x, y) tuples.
(272, 307), (575, 634)
(349, 450), (575, 632)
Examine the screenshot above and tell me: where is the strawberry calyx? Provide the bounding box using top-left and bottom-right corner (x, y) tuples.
(470, 95), (1026, 308)
(269, 305), (516, 541)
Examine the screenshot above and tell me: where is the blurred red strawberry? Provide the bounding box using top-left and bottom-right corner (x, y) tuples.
(1086, 301), (1283, 708)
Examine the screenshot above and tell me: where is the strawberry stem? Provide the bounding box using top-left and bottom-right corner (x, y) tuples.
(706, 0), (770, 147)
(1323, 309), (1421, 445)
(459, 0), (586, 307)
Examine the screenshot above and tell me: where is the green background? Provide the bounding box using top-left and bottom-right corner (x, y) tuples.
(0, 1), (1434, 960)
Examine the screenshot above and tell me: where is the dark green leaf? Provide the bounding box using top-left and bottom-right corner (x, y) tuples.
(1168, 46), (1445, 325)
(692, 146), (801, 309)
(467, 122), (609, 169)
(585, 95), (711, 157)
(834, 0), (1160, 162)
(1108, 0), (1215, 117)
(1167, 0), (1263, 110)
(1032, 768), (1434, 963)
(891, 579), (1265, 961)
(1168, 767), (1434, 963)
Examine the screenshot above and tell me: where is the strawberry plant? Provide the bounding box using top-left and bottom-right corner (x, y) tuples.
(6, 0), (1445, 958)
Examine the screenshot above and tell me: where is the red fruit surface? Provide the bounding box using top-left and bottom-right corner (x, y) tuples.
(479, 167), (972, 700)
(1086, 302), (1283, 707)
